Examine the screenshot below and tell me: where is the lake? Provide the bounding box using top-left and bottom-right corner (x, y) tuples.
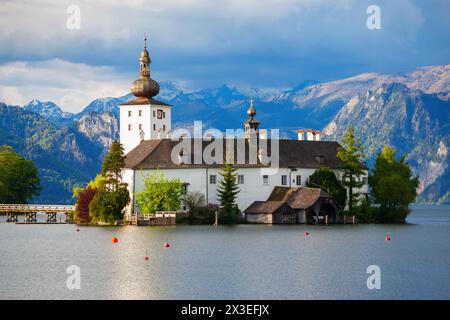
(0, 206), (449, 299)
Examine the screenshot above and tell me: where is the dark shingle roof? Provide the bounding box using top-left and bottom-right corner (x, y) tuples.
(268, 186), (332, 210)
(124, 138), (344, 170)
(244, 201), (296, 214)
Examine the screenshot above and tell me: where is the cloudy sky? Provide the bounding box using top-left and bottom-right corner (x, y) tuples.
(0, 0), (449, 112)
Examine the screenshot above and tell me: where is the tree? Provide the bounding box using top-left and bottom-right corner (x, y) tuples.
(307, 167), (347, 211)
(217, 162), (240, 223)
(76, 141), (130, 224)
(135, 173), (184, 214)
(89, 187), (130, 223)
(337, 127), (366, 213)
(101, 140), (125, 191)
(184, 191), (206, 223)
(369, 146), (419, 223)
(73, 174), (107, 223)
(75, 187), (96, 223)
(0, 145), (41, 203)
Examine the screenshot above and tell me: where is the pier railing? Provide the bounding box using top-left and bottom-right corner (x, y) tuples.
(0, 204), (75, 213)
(0, 204), (75, 224)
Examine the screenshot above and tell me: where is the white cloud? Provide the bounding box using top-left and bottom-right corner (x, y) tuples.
(0, 59), (132, 112)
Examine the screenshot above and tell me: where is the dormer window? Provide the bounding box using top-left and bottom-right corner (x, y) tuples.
(314, 155), (324, 164)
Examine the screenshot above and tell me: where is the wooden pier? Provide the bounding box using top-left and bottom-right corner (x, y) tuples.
(0, 204), (75, 224)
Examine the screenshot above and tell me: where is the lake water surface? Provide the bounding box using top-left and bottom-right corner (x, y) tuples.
(0, 206), (449, 299)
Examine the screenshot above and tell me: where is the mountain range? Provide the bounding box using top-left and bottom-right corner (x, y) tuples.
(0, 64), (449, 204)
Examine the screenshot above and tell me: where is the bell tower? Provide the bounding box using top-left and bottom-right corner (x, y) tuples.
(244, 100), (260, 139)
(119, 37), (172, 154)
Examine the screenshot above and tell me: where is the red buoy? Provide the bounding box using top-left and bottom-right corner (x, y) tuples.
(145, 256), (149, 261)
(385, 235), (391, 241)
(112, 237), (119, 243)
(164, 242), (171, 248)
(76, 228), (80, 232)
(304, 231), (310, 236)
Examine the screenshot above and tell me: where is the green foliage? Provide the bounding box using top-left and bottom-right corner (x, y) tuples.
(219, 206), (241, 225)
(89, 187), (130, 223)
(337, 127), (366, 213)
(72, 141), (130, 224)
(72, 174), (107, 222)
(0, 145), (41, 203)
(217, 162), (240, 215)
(135, 173), (184, 214)
(352, 195), (377, 223)
(369, 146), (419, 223)
(177, 206), (215, 225)
(184, 191), (206, 224)
(101, 140), (125, 191)
(307, 167), (347, 211)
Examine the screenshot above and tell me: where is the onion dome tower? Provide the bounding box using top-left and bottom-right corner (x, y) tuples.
(119, 36), (172, 154)
(244, 100), (260, 139)
(130, 36), (160, 100)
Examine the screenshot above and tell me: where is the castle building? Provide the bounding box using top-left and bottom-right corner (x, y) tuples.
(120, 41), (368, 223)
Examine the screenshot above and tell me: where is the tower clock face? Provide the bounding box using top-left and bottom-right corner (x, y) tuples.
(157, 109), (163, 119)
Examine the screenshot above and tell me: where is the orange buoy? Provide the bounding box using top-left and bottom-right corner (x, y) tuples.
(112, 237), (119, 243)
(164, 242), (171, 248)
(304, 231), (310, 236)
(385, 235), (391, 241)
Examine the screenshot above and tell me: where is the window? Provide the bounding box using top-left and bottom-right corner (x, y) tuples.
(281, 175), (287, 186)
(157, 109), (163, 119)
(238, 175), (244, 184)
(128, 110), (132, 117)
(210, 175), (216, 184)
(128, 124), (132, 131)
(163, 111), (166, 118)
(362, 176), (368, 185)
(139, 124), (142, 131)
(296, 175), (302, 186)
(153, 110), (156, 117)
(263, 175), (269, 185)
(139, 110), (142, 117)
(163, 124), (166, 131)
(153, 124), (156, 131)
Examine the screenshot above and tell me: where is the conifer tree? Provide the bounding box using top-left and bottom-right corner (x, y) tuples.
(101, 140), (125, 191)
(337, 127), (366, 213)
(217, 162), (240, 218)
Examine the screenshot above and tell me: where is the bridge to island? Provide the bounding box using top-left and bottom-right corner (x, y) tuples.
(0, 204), (75, 224)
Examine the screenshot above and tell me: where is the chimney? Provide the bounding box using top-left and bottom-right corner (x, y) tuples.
(306, 129), (314, 141)
(315, 130), (321, 141)
(259, 129), (267, 139)
(297, 129), (304, 141)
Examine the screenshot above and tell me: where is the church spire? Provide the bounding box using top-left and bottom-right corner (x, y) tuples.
(130, 36), (160, 99)
(244, 99), (260, 139)
(139, 35), (151, 79)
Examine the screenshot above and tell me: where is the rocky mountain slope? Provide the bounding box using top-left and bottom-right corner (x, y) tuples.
(0, 103), (104, 203)
(23, 99), (74, 127)
(323, 83), (449, 204)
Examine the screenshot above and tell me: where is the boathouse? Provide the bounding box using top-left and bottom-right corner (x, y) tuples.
(244, 186), (338, 224)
